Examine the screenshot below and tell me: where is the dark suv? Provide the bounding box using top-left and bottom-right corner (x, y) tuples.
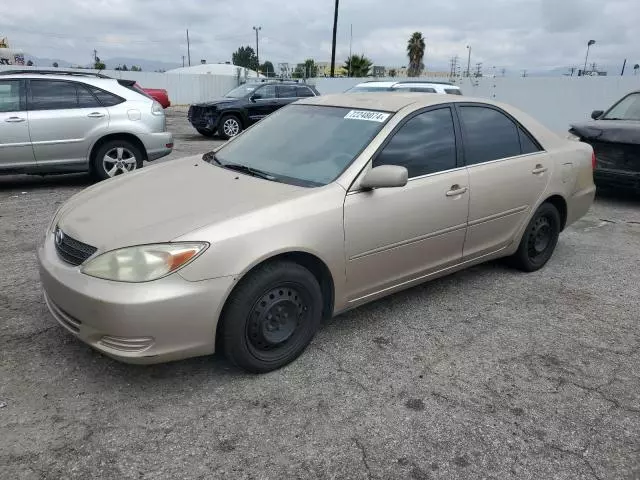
(188, 81), (320, 139)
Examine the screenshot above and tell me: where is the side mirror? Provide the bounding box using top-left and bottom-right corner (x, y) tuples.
(359, 165), (408, 190)
(591, 110), (604, 120)
(250, 93), (262, 101)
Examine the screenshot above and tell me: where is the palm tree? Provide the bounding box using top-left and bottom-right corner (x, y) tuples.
(634, 64), (640, 76)
(344, 54), (373, 77)
(407, 32), (426, 77)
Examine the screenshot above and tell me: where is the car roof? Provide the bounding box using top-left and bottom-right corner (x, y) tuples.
(298, 92), (482, 112)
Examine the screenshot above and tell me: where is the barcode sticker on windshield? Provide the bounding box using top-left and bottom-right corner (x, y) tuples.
(344, 110), (390, 122)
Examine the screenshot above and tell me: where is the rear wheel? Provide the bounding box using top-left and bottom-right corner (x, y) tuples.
(92, 139), (143, 181)
(509, 202), (561, 272)
(219, 115), (243, 140)
(219, 261), (323, 373)
(196, 127), (215, 137)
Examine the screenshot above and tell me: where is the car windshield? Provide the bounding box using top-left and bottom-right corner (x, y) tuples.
(346, 85), (392, 93)
(210, 104), (391, 187)
(224, 84), (258, 98)
(603, 92), (640, 120)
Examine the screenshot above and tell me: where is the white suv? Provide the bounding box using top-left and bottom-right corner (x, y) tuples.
(346, 80), (463, 95)
(0, 70), (173, 180)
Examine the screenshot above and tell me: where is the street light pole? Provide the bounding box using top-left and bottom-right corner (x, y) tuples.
(330, 0), (339, 77)
(253, 26), (262, 73)
(466, 45), (472, 77)
(583, 39), (595, 75)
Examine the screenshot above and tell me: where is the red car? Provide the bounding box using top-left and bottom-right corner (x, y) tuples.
(134, 83), (171, 109)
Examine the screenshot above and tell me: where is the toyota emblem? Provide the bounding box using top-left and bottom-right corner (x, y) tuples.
(55, 228), (64, 245)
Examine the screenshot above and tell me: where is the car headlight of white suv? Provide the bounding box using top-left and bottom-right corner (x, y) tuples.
(81, 242), (208, 282)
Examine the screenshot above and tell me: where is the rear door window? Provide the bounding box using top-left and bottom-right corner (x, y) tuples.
(459, 106), (522, 165)
(29, 80), (78, 110)
(277, 85), (297, 98)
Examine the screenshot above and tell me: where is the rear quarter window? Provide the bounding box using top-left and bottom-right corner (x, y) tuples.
(445, 88), (462, 95)
(87, 86), (125, 107)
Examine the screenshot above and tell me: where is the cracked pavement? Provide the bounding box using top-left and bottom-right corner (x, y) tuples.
(1, 110), (640, 479)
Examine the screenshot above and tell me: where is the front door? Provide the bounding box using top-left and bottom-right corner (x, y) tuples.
(344, 106), (470, 303)
(246, 84), (277, 123)
(0, 79), (35, 169)
(27, 79), (109, 167)
(455, 104), (549, 260)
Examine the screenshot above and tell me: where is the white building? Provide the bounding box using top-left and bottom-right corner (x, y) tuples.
(166, 63), (262, 79)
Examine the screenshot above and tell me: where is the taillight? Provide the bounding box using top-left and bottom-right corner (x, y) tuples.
(591, 151), (597, 170)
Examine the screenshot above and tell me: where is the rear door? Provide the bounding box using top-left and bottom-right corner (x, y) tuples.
(456, 103), (548, 260)
(276, 84), (298, 110)
(27, 79), (109, 167)
(0, 79), (36, 169)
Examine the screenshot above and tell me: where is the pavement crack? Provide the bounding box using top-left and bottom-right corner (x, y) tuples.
(316, 345), (369, 392)
(354, 437), (373, 480)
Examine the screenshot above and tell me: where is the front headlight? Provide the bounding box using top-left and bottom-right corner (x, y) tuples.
(81, 242), (208, 282)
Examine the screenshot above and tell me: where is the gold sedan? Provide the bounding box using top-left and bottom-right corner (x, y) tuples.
(38, 93), (596, 372)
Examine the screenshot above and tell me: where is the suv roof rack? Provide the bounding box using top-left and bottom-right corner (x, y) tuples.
(0, 69), (112, 79)
(247, 77), (302, 84)
(393, 80), (454, 86)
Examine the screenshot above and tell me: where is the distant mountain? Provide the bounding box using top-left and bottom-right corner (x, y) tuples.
(24, 55), (75, 68)
(103, 57), (181, 72)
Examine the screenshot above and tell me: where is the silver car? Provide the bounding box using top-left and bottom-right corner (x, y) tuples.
(0, 69), (173, 180)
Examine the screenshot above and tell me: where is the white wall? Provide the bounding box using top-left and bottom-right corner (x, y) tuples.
(315, 76), (640, 132)
(0, 65), (238, 105)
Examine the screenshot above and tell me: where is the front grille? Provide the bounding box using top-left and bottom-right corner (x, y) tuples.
(188, 105), (204, 121)
(54, 227), (97, 266)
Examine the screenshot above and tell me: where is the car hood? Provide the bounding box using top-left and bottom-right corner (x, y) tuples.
(570, 120), (640, 145)
(56, 156), (308, 252)
(193, 98), (240, 108)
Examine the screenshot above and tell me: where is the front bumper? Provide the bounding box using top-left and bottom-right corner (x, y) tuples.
(187, 108), (220, 131)
(140, 131), (174, 162)
(38, 233), (236, 364)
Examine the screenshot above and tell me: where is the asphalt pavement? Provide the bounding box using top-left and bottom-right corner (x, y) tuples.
(1, 109), (639, 480)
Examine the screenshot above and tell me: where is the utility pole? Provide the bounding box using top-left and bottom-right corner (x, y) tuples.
(330, 0), (339, 77)
(93, 49), (98, 65)
(582, 39), (595, 76)
(465, 45), (472, 77)
(474, 62), (482, 77)
(348, 24), (353, 77)
(522, 69), (527, 77)
(621, 58), (627, 76)
(186, 29), (191, 66)
(253, 26), (261, 72)
(182, 55), (185, 67)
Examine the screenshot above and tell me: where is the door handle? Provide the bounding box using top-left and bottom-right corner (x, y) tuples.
(4, 116), (25, 123)
(87, 112), (105, 118)
(532, 164), (548, 175)
(446, 185), (468, 197)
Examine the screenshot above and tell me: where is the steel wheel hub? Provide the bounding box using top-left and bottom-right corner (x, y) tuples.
(528, 216), (552, 257)
(103, 147), (137, 177)
(248, 287), (307, 351)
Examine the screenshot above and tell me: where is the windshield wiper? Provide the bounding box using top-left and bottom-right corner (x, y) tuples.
(202, 151), (222, 165)
(222, 163), (277, 181)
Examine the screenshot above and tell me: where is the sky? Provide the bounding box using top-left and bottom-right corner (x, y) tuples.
(3, 0), (639, 73)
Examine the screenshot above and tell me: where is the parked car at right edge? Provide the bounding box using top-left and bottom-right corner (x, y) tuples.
(346, 80), (463, 95)
(569, 90), (640, 192)
(187, 80), (320, 139)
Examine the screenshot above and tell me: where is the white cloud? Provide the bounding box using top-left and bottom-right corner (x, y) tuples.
(3, 0), (638, 72)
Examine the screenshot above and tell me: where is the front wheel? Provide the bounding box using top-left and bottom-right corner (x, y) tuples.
(509, 202), (561, 272)
(219, 115), (243, 140)
(92, 139), (143, 181)
(219, 261), (323, 373)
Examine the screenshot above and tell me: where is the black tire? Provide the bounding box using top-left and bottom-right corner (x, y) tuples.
(509, 203), (561, 272)
(196, 127), (215, 137)
(218, 114), (243, 140)
(92, 139), (143, 181)
(219, 261), (323, 373)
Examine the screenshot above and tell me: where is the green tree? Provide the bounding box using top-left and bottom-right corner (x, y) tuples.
(302, 59), (318, 78)
(131, 65), (141, 71)
(406, 32), (426, 77)
(94, 56), (106, 70)
(344, 54), (372, 77)
(52, 62), (59, 68)
(26, 60), (34, 66)
(260, 61), (275, 77)
(232, 46), (258, 71)
(388, 68), (397, 77)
